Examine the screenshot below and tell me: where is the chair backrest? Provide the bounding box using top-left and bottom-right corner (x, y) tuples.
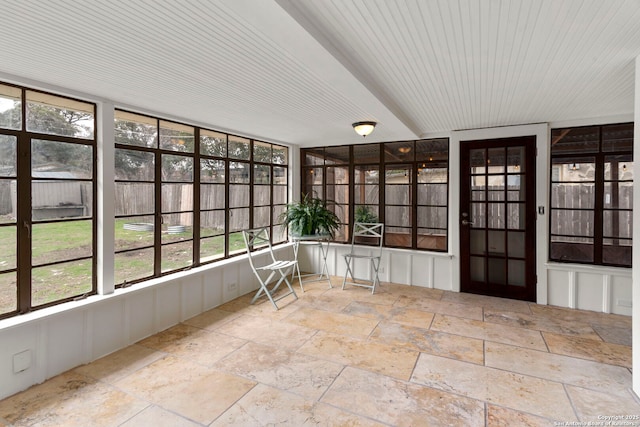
(242, 227), (276, 270)
(350, 222), (384, 257)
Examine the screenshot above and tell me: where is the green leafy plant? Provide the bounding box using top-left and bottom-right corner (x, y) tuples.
(280, 193), (340, 237)
(354, 205), (378, 223)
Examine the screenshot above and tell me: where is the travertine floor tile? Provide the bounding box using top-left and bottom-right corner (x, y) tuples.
(370, 320), (484, 364)
(566, 386), (640, 422)
(487, 405), (557, 427)
(296, 289), (358, 312)
(592, 323), (632, 346)
(432, 313), (547, 350)
(137, 323), (204, 351)
(530, 304), (632, 329)
(341, 301), (437, 330)
(73, 344), (165, 383)
(214, 313), (316, 350)
(543, 332), (632, 368)
(120, 405), (200, 427)
(388, 306), (436, 328)
(395, 297), (484, 320)
(484, 309), (601, 339)
(383, 282), (444, 301)
(341, 300), (396, 320)
(294, 279), (333, 297)
(0, 371), (148, 427)
(485, 341), (632, 395)
(0, 278), (633, 426)
(182, 307), (242, 330)
(285, 306), (379, 338)
(298, 331), (418, 380)
(217, 291), (300, 318)
(214, 341), (343, 400)
(160, 329), (246, 367)
(341, 283), (401, 306)
(137, 323), (246, 366)
(322, 367), (485, 427)
(411, 353), (576, 421)
(115, 355), (255, 424)
(211, 383), (386, 426)
(442, 292), (532, 314)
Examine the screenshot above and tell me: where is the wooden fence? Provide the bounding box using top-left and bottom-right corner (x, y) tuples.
(0, 181), (632, 240)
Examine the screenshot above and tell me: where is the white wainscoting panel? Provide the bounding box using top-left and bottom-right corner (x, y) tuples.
(576, 272), (605, 313)
(126, 290), (156, 344)
(45, 310), (86, 379)
(546, 264), (632, 316)
(91, 300), (126, 361)
(181, 274), (205, 322)
(611, 274), (633, 316)
(155, 283), (182, 333)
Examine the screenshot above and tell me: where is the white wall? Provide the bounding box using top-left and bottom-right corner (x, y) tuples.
(632, 55), (640, 395)
(450, 123), (550, 301)
(299, 243), (454, 290)
(299, 122), (634, 317)
(0, 246), (302, 400)
(0, 75), (634, 401)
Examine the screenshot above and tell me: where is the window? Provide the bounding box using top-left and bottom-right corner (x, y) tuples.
(114, 111), (156, 284)
(550, 123), (633, 267)
(325, 146), (350, 242)
(115, 110), (289, 286)
(200, 130), (227, 263)
(301, 139), (449, 251)
(416, 139), (448, 250)
(0, 82), (289, 318)
(272, 145), (289, 244)
(0, 83), (96, 318)
(228, 135), (250, 256)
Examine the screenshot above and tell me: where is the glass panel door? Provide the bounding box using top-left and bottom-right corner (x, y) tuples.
(460, 137), (536, 301)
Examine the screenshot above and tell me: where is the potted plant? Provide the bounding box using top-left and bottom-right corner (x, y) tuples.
(354, 205), (378, 223)
(279, 193), (340, 238)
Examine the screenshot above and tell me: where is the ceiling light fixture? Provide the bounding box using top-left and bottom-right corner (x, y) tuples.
(352, 121), (377, 137)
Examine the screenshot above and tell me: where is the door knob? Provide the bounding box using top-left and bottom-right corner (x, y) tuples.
(461, 219), (474, 226)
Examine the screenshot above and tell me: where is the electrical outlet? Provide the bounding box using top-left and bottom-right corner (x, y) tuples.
(617, 299), (632, 308)
(379, 266), (385, 274)
(227, 282), (237, 292)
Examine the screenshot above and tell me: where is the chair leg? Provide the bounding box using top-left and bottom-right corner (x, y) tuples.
(342, 257), (353, 290)
(294, 262), (304, 292)
(251, 271), (279, 309)
(250, 268), (299, 311)
(278, 267), (299, 301)
(370, 258), (380, 294)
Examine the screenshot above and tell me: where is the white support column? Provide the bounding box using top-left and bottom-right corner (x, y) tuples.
(290, 143), (301, 200)
(632, 55), (640, 396)
(97, 103), (115, 295)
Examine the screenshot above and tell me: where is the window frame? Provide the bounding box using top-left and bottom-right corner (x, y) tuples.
(0, 83), (97, 319)
(301, 139), (450, 252)
(114, 109), (289, 288)
(549, 123), (633, 267)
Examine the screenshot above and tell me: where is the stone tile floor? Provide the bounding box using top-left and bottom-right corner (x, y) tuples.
(0, 277), (637, 426)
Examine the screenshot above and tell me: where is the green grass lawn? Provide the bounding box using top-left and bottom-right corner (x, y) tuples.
(0, 219), (252, 314)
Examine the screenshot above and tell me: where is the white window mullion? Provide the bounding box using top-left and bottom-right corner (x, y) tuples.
(97, 102), (115, 295)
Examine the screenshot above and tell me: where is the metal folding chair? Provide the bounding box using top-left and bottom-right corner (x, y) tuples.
(242, 227), (298, 310)
(342, 222), (384, 294)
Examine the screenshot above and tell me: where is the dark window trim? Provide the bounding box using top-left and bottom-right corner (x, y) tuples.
(301, 139), (450, 252)
(113, 109), (289, 287)
(0, 84), (98, 320)
(549, 122), (633, 268)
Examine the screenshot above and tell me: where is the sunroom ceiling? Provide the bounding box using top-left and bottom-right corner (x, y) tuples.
(0, 0), (639, 147)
